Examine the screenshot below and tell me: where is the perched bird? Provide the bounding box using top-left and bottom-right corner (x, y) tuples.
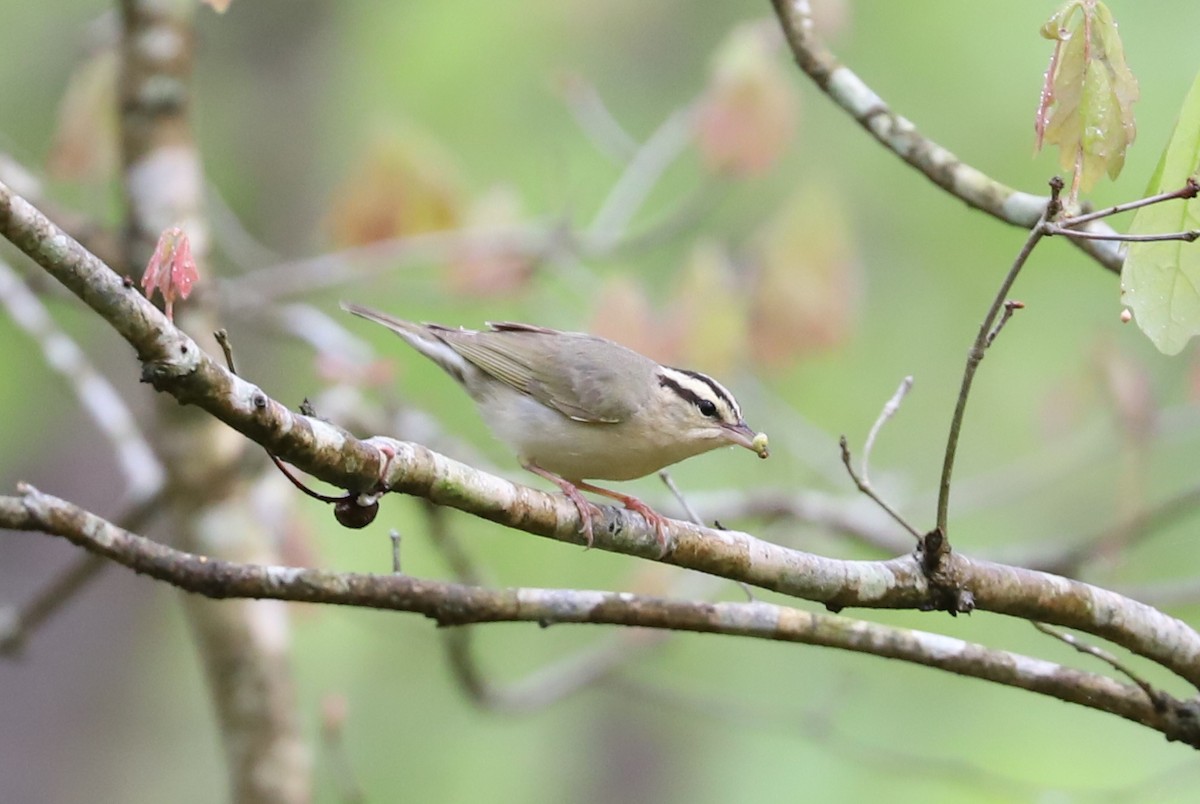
(343, 302), (769, 553)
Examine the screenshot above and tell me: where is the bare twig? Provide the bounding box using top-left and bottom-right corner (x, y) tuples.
(985, 300), (1025, 347)
(1044, 225), (1200, 243)
(839, 438), (921, 540)
(861, 376), (913, 485)
(390, 530), (402, 574)
(660, 471), (756, 601)
(659, 471), (706, 528)
(839, 377), (920, 541)
(1032, 622), (1163, 707)
(936, 196), (1053, 538)
(0, 554), (106, 656)
(1056, 179), (1200, 227)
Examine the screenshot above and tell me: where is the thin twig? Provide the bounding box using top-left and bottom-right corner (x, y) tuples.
(659, 471), (706, 527)
(660, 471), (756, 600)
(861, 376), (913, 485)
(985, 300), (1025, 347)
(1044, 225), (1200, 243)
(1032, 622), (1163, 707)
(936, 193), (1055, 536)
(215, 327), (349, 505)
(0, 555), (105, 656)
(214, 328), (237, 374)
(1057, 179), (1200, 227)
(839, 436), (921, 540)
(390, 530), (402, 574)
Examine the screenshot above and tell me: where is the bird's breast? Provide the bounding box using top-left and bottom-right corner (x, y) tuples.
(475, 386), (713, 481)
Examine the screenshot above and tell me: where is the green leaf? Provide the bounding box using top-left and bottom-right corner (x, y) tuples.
(1121, 70), (1200, 355)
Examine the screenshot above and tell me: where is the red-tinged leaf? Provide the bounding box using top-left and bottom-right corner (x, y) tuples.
(749, 184), (860, 366)
(47, 48), (118, 182)
(141, 227), (198, 322)
(444, 186), (534, 298)
(695, 20), (799, 178)
(589, 275), (682, 365)
(326, 127), (465, 247)
(1035, 1), (1138, 199)
(670, 239), (748, 376)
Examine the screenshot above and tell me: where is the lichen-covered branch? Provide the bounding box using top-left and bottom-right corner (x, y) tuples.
(5, 485), (1198, 747)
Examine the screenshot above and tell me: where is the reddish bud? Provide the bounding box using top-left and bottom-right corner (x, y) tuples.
(141, 227), (198, 323)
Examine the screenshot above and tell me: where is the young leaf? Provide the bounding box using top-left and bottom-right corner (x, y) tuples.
(1035, 1), (1139, 200)
(444, 186), (534, 298)
(47, 48), (118, 182)
(326, 127), (464, 247)
(749, 183), (860, 366)
(1121, 71), (1200, 355)
(695, 20), (799, 178)
(671, 239), (748, 375)
(141, 227), (198, 323)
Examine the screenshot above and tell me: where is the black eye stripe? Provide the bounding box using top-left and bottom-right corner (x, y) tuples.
(667, 368), (740, 419)
(659, 374), (726, 420)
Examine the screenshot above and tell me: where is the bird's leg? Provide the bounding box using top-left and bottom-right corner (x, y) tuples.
(573, 481), (671, 558)
(523, 463), (600, 548)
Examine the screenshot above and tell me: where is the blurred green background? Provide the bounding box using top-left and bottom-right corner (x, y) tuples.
(4, 1), (1200, 802)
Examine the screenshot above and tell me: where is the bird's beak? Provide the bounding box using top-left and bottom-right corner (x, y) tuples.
(722, 421), (770, 459)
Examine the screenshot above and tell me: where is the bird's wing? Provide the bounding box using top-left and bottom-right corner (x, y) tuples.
(439, 327), (646, 423)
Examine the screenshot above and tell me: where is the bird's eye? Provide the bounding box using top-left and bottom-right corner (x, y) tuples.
(697, 399), (718, 418)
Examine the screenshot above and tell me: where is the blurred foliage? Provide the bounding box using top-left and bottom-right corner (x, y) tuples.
(3, 1), (1200, 803)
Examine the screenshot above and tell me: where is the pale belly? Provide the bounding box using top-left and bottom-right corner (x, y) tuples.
(475, 386), (720, 481)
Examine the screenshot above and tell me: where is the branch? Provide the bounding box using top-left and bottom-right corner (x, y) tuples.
(117, 3), (308, 801)
(6, 485), (1198, 746)
(769, 0), (1124, 274)
(4, 180), (1200, 690)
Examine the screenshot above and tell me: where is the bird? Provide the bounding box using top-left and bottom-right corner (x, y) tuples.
(342, 302), (769, 554)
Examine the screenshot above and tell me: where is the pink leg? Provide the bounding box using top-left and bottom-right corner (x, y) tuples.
(524, 463), (599, 548)
(574, 481), (671, 557)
